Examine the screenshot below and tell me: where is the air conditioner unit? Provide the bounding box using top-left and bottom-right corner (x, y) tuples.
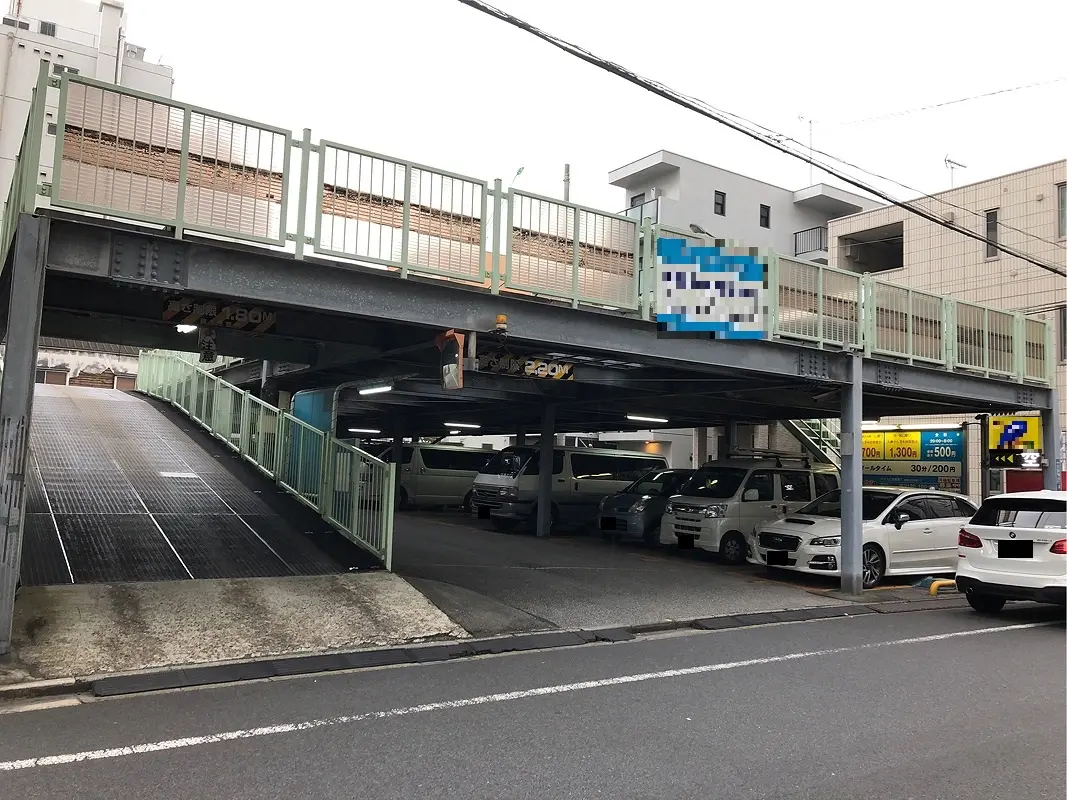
(942, 211), (955, 223)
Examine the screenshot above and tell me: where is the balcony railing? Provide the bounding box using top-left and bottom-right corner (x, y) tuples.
(0, 63), (1055, 387)
(619, 197), (659, 224)
(794, 226), (828, 257)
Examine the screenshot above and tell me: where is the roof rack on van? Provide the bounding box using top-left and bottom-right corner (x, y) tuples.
(716, 448), (812, 470)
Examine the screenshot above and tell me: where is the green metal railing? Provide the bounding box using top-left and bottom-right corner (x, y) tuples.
(136, 350), (395, 569)
(0, 64), (1056, 388)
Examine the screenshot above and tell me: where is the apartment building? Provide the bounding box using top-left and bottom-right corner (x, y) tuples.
(0, 0), (174, 215)
(609, 149), (883, 263)
(828, 160), (1067, 494)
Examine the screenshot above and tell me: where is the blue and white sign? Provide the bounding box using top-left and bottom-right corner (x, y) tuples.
(655, 238), (770, 339)
(863, 429), (965, 492)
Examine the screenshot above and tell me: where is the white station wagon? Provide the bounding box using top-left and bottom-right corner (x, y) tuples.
(749, 486), (978, 589)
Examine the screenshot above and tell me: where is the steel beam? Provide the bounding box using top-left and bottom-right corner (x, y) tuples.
(41, 220), (1054, 412)
(0, 215), (48, 654)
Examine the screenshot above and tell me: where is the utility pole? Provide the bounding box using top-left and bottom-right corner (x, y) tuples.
(563, 164), (570, 202)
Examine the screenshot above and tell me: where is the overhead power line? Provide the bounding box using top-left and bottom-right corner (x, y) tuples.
(455, 0), (1066, 279)
(836, 77), (1067, 126)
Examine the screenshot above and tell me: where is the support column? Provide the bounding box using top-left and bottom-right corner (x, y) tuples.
(978, 414), (991, 500)
(536, 404), (556, 537)
(391, 423), (405, 506)
(516, 426), (526, 447)
(839, 353), (864, 596)
(722, 423), (736, 456)
(0, 215), (48, 654)
(692, 427), (707, 467)
(1043, 389), (1062, 491)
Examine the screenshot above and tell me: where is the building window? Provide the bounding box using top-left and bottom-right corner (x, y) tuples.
(1058, 306), (1067, 364)
(17, 20), (28, 30)
(2, 16), (15, 26)
(1057, 183), (1066, 239)
(714, 191), (726, 216)
(39, 20), (56, 36)
(759, 204), (771, 229)
(46, 123), (56, 135)
(984, 208), (999, 258)
(52, 64), (79, 75)
(629, 192), (645, 208)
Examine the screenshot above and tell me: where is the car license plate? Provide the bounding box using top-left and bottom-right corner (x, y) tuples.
(600, 518), (617, 531)
(998, 540), (1033, 559)
(766, 550), (788, 566)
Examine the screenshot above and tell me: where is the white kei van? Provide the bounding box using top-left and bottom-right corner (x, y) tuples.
(659, 456), (839, 565)
(379, 444), (498, 509)
(471, 445), (669, 532)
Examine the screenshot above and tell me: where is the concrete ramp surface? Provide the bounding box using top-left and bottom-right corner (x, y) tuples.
(22, 385), (368, 586)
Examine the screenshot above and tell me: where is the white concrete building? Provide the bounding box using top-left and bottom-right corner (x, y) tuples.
(828, 160), (1067, 495)
(609, 150), (882, 263)
(0, 0), (174, 211)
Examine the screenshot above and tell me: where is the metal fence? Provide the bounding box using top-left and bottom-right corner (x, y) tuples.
(506, 189), (640, 309)
(136, 350), (395, 568)
(0, 65), (1054, 388)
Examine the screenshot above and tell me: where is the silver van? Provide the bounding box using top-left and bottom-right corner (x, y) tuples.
(379, 444), (498, 509)
(659, 455), (839, 564)
(471, 445), (669, 532)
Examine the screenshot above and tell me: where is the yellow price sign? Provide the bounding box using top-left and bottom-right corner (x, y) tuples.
(988, 414), (1043, 452)
(883, 430), (921, 460)
(861, 431), (885, 461)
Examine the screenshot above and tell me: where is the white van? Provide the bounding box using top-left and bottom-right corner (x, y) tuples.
(471, 445), (669, 532)
(659, 455), (839, 564)
(379, 444), (498, 509)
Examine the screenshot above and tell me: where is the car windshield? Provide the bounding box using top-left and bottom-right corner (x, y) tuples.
(796, 489), (899, 521)
(478, 447), (534, 476)
(626, 470), (693, 496)
(680, 468), (747, 499)
(970, 497), (1067, 529)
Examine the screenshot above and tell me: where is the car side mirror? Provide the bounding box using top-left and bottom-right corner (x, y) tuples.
(894, 512), (910, 529)
(743, 488), (759, 501)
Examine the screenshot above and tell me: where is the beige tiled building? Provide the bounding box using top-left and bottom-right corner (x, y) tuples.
(828, 160), (1066, 496)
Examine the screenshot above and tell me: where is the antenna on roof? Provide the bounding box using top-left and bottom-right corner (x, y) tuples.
(944, 155), (967, 189)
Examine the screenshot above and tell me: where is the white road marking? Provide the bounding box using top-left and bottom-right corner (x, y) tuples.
(0, 620), (1055, 772)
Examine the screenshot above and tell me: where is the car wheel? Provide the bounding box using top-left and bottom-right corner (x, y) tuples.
(461, 490), (473, 512)
(396, 486), (409, 509)
(965, 590), (1006, 614)
(718, 532), (746, 565)
(677, 533), (695, 549)
(861, 544), (886, 589)
(641, 526), (660, 546)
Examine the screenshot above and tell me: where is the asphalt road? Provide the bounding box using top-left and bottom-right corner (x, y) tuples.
(2, 605), (1064, 799)
(392, 511), (846, 635)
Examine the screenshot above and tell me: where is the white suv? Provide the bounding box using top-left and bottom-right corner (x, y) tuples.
(956, 490), (1067, 613)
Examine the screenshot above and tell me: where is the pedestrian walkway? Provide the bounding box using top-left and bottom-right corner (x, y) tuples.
(22, 386), (368, 586)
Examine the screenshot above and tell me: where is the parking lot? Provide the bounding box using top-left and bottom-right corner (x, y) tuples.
(391, 509), (853, 637)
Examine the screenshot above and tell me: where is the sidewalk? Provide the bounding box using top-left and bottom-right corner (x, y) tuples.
(4, 573), (468, 683)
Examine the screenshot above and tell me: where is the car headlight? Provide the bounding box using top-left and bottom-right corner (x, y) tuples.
(629, 501), (647, 513)
(810, 536), (841, 547)
(498, 487), (518, 500)
(598, 497), (607, 511)
(664, 502), (674, 515)
(702, 504), (727, 518)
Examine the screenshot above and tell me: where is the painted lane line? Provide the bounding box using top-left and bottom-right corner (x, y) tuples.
(0, 621), (1055, 772)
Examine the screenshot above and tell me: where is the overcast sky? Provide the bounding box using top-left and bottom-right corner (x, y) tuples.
(122, 0), (1066, 212)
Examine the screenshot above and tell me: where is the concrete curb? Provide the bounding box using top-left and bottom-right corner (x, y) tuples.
(0, 597), (966, 701)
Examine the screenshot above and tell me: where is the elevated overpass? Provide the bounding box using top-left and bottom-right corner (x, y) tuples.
(0, 64), (1060, 651)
